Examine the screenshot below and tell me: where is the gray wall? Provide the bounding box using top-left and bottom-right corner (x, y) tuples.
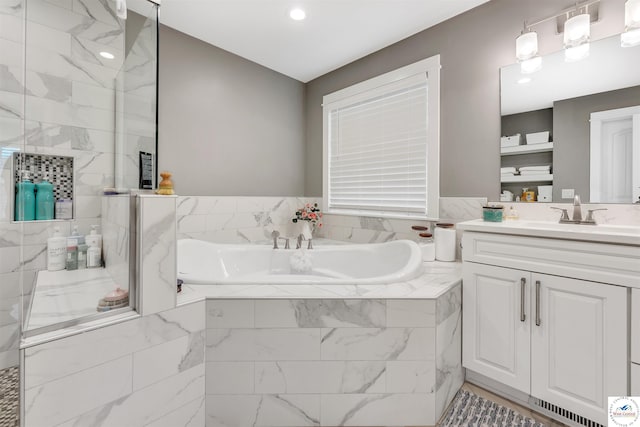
(304, 0), (626, 198)
(553, 84), (640, 201)
(158, 25), (306, 196)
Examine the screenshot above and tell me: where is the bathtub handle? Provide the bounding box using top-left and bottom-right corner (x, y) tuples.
(307, 238), (313, 250)
(279, 237), (290, 249)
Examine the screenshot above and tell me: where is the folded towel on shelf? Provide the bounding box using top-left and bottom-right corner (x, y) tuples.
(517, 174), (551, 180)
(500, 167), (517, 174)
(520, 170), (551, 176)
(519, 165), (551, 172)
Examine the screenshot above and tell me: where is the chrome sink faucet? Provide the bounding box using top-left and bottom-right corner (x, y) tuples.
(271, 230), (290, 249)
(550, 195), (607, 225)
(571, 195), (582, 222)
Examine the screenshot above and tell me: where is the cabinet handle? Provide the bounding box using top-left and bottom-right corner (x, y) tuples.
(520, 277), (526, 322)
(535, 280), (541, 326)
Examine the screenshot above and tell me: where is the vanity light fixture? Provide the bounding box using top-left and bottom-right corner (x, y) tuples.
(563, 12), (591, 61)
(99, 51), (115, 59)
(516, 28), (542, 74)
(289, 8), (306, 21)
(621, 0), (640, 47)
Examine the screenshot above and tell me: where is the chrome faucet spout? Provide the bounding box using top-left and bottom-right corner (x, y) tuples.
(296, 233), (306, 249)
(572, 195), (582, 222)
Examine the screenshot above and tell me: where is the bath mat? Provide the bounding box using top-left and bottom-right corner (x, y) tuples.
(0, 366), (20, 427)
(438, 389), (546, 427)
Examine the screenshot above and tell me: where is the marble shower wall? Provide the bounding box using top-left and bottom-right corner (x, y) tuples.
(204, 287), (462, 426)
(0, 0), (126, 369)
(23, 301), (206, 427)
(176, 196), (322, 244)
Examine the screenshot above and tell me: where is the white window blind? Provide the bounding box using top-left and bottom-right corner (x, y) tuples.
(325, 75), (430, 217)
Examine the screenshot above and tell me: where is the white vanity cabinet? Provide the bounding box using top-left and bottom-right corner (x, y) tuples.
(461, 230), (636, 425)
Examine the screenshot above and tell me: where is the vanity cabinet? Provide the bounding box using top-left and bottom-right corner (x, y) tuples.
(462, 231), (631, 425)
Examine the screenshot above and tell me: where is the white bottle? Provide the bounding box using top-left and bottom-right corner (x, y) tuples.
(87, 242), (102, 268)
(47, 227), (67, 271)
(85, 225), (102, 249)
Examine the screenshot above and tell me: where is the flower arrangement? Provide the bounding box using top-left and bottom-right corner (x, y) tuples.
(292, 203), (322, 228)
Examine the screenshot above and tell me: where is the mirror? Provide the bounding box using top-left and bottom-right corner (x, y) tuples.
(499, 34), (640, 203)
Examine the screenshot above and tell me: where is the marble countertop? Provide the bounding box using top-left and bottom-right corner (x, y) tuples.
(458, 219), (640, 246)
(177, 261), (462, 304)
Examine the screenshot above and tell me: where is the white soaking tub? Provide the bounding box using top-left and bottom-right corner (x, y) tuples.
(177, 239), (423, 285)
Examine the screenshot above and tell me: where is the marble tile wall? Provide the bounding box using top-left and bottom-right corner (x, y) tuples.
(23, 301), (206, 427)
(0, 0), (126, 369)
(176, 196), (322, 244)
(205, 290), (462, 426)
(138, 195), (177, 315)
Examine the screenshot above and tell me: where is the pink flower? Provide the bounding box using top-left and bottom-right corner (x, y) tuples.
(318, 223), (323, 228)
(302, 211), (307, 217)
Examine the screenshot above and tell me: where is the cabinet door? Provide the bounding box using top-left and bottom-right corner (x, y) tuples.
(531, 274), (627, 424)
(463, 263), (530, 393)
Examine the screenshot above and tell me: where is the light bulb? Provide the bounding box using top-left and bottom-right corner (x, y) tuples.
(516, 31), (538, 61)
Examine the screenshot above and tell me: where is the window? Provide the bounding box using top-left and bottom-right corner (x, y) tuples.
(322, 55), (440, 219)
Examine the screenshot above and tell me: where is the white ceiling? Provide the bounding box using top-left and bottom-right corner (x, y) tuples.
(153, 0), (490, 82)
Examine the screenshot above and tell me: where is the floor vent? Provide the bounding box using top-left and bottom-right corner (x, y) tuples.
(530, 397), (604, 427)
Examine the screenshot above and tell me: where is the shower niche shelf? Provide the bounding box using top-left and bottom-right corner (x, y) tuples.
(12, 152), (74, 222)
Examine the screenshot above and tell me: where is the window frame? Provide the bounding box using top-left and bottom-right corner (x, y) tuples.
(322, 55), (440, 220)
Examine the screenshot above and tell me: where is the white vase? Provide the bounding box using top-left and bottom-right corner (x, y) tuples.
(296, 221), (313, 239)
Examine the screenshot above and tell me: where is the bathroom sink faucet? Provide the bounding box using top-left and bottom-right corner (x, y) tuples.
(571, 195), (582, 222)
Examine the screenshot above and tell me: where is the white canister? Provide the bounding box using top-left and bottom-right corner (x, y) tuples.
(418, 232), (435, 262)
(435, 223), (456, 261)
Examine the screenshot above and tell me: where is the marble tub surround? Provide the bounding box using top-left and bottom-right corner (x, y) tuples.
(178, 261), (462, 303)
(176, 196), (322, 243)
(138, 195), (177, 315)
(22, 301), (206, 427)
(205, 284), (462, 426)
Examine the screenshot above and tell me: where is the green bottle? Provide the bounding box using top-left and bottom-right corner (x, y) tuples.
(15, 171), (35, 221)
(35, 174), (55, 220)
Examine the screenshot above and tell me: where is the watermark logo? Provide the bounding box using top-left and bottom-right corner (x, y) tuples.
(609, 397), (640, 427)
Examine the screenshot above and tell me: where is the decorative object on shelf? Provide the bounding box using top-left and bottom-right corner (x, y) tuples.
(435, 223), (456, 262)
(500, 190), (514, 202)
(500, 134), (520, 148)
(521, 187), (536, 202)
(525, 131), (550, 145)
(538, 185), (553, 202)
(292, 203), (322, 229)
(483, 205), (505, 222)
(156, 171), (175, 195)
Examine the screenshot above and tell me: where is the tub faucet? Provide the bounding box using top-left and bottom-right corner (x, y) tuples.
(296, 233), (306, 249)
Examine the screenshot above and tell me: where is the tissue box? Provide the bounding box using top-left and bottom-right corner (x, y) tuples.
(526, 131), (550, 145)
(501, 134), (520, 147)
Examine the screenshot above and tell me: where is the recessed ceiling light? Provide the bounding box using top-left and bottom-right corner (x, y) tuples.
(517, 77), (532, 84)
(99, 51), (115, 59)
(289, 8), (306, 21)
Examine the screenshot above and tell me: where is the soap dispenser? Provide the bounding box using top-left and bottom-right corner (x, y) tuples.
(35, 173), (55, 220)
(15, 171), (36, 221)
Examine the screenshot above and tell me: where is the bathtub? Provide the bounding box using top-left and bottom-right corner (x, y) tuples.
(177, 239), (423, 285)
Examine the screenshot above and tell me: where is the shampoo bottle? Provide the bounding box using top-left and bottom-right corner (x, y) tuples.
(66, 236), (78, 270)
(87, 242), (102, 268)
(15, 171), (36, 221)
(85, 225), (102, 249)
(35, 174), (55, 220)
(47, 227), (66, 271)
